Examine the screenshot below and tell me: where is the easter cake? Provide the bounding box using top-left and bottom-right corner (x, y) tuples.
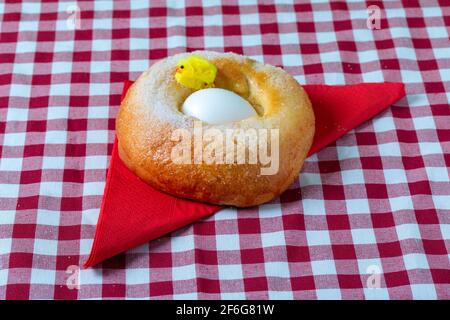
(116, 51), (315, 207)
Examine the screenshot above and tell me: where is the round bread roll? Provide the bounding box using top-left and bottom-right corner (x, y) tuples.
(116, 51), (315, 207)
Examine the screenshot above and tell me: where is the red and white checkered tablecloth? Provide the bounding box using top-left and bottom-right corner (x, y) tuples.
(0, 0), (449, 300)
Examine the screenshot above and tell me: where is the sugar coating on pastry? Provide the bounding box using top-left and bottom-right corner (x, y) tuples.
(116, 50), (315, 207)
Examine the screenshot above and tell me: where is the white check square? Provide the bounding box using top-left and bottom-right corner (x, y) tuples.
(241, 34), (262, 46)
(34, 239), (58, 256)
(261, 231), (286, 247)
(93, 1), (113, 11)
(433, 47), (450, 59)
(89, 83), (110, 96)
(432, 195), (450, 210)
(353, 29), (374, 42)
(264, 261), (290, 277)
(203, 14), (222, 26)
(47, 107), (69, 120)
(348, 9), (367, 19)
(282, 54), (302, 67)
(357, 50), (379, 63)
(419, 142), (442, 155)
(36, 209), (61, 226)
(395, 47), (417, 60)
(396, 223), (421, 241)
(86, 130), (108, 144)
(130, 2), (149, 10)
(426, 26), (448, 39)
(167, 35), (186, 49)
(426, 167), (450, 182)
(0, 269), (8, 286)
(364, 288), (390, 300)
(422, 7), (442, 17)
(300, 172), (322, 187)
(42, 156), (66, 170)
(0, 158), (23, 171)
(302, 199), (326, 215)
(83, 182), (105, 196)
(130, 38), (150, 50)
(385, 8), (406, 18)
(306, 230), (331, 246)
(277, 11), (296, 23)
(240, 13), (259, 25)
(311, 260), (337, 275)
(45, 131), (67, 144)
(362, 70), (384, 82)
(390, 196), (414, 212)
(22, 2), (41, 14)
(406, 94), (429, 107)
(378, 142), (402, 157)
(221, 292), (246, 299)
(412, 116), (435, 130)
(85, 155), (108, 170)
(216, 234), (240, 250)
(313, 11), (332, 22)
(0, 238), (12, 254)
(87, 106), (109, 119)
(0, 211), (15, 224)
(40, 182), (63, 197)
(16, 41), (37, 54)
(49, 83), (71, 96)
(13, 63), (35, 76)
(403, 253), (429, 270)
(79, 268), (103, 285)
(383, 169), (408, 184)
(337, 145), (360, 160)
(126, 268), (150, 285)
(167, 16), (185, 27)
(51, 61), (72, 74)
(19, 20), (39, 32)
(218, 264), (243, 280)
(279, 33), (299, 45)
(373, 115), (396, 132)
(91, 38), (112, 51)
(410, 284), (437, 299)
(389, 27), (411, 39)
(323, 72), (345, 85)
(204, 36), (224, 49)
(171, 234), (195, 252)
(259, 203), (282, 218)
(316, 32), (337, 44)
(53, 40), (74, 53)
(341, 169), (365, 185)
(400, 70), (423, 84)
(0, 183), (20, 199)
(351, 228), (377, 244)
(439, 68), (450, 82)
(172, 264), (196, 281)
(3, 132), (26, 146)
(316, 289), (341, 300)
(346, 199), (371, 214)
(10, 84), (31, 97)
(440, 224), (450, 240)
(214, 207), (238, 221)
(31, 269), (56, 285)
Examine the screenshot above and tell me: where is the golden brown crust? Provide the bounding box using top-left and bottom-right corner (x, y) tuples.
(116, 51), (315, 207)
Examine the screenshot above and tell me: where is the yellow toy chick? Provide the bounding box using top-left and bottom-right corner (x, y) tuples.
(175, 55), (217, 90)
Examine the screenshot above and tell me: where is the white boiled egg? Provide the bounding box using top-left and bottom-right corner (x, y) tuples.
(181, 88), (257, 124)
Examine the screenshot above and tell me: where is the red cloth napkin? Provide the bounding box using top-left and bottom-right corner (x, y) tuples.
(84, 81), (405, 268)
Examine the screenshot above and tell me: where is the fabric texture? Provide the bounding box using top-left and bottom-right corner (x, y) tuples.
(84, 81), (406, 268)
(0, 1), (449, 299)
